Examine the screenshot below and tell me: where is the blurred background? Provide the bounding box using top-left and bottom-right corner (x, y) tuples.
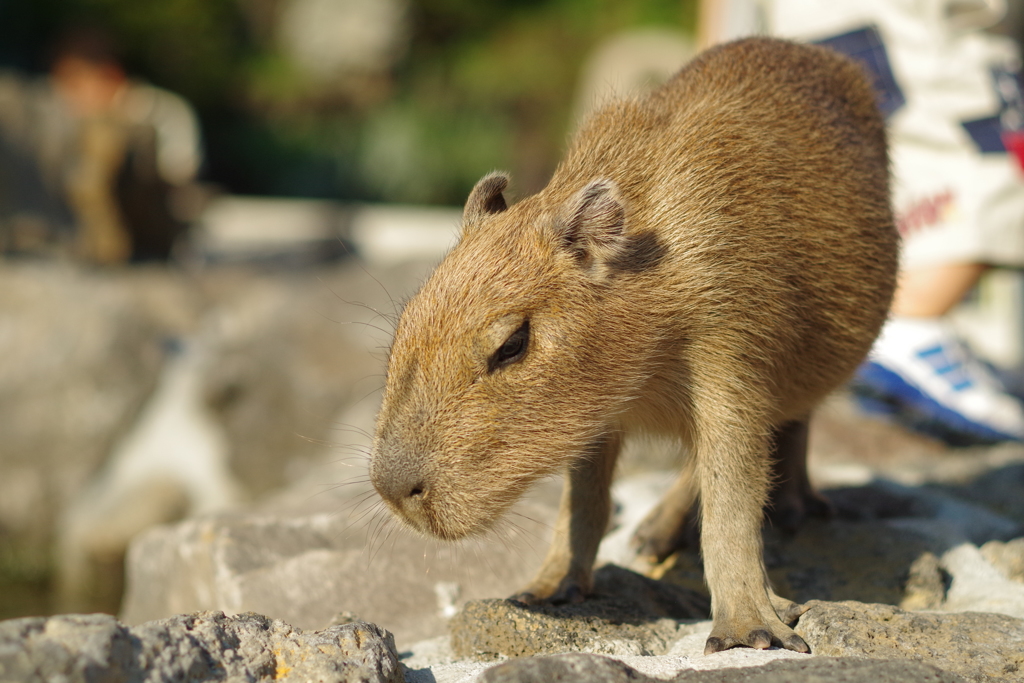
(0, 0), (702, 624)
(0, 0), (697, 211)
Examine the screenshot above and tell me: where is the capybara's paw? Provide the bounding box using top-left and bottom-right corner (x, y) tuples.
(631, 504), (698, 562)
(704, 618), (806, 655)
(509, 577), (588, 606)
(704, 615), (809, 655)
(768, 487), (834, 534)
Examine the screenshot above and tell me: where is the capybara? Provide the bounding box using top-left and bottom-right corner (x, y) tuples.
(370, 37), (898, 654)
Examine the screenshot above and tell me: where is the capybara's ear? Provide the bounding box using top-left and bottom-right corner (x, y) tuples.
(463, 172), (509, 228)
(555, 178), (627, 273)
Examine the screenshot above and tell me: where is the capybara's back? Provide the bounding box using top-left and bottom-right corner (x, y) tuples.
(371, 37), (898, 655)
(549, 37), (897, 425)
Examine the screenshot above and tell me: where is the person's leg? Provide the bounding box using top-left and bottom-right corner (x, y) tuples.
(891, 262), (988, 317)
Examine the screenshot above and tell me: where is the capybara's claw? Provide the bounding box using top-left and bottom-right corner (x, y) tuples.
(549, 582), (586, 605)
(783, 633), (810, 652)
(508, 591), (538, 605)
(509, 577), (588, 606)
(772, 597), (809, 626)
(704, 618), (809, 655)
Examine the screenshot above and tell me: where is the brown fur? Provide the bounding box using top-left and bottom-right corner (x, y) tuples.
(369, 37), (898, 654)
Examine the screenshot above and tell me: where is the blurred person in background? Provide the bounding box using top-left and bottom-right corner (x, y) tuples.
(0, 26), (202, 263)
(700, 0), (1024, 445)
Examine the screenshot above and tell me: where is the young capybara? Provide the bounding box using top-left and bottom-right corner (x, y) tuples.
(369, 37), (898, 654)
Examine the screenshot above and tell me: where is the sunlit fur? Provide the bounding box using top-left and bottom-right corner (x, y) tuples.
(370, 38), (898, 650)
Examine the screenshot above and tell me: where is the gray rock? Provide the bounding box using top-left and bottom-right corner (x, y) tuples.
(796, 600), (1024, 683)
(192, 264), (399, 498)
(806, 394), (951, 485)
(479, 654), (967, 683)
(667, 657), (967, 683)
(807, 395), (1024, 495)
(900, 552), (947, 610)
(655, 479), (1020, 610)
(763, 514), (937, 607)
(0, 610), (402, 683)
(826, 538), (1024, 618)
(479, 653), (646, 683)
(449, 565), (709, 659)
(121, 492), (556, 646)
(55, 337), (241, 616)
(980, 537), (1024, 582)
(723, 657), (968, 682)
(938, 543), (1024, 618)
(0, 266), (169, 554)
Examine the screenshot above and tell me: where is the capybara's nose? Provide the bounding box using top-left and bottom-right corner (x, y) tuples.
(370, 458), (431, 521)
(371, 462), (421, 502)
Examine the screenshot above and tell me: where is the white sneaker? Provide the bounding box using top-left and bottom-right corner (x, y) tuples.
(853, 316), (1024, 444)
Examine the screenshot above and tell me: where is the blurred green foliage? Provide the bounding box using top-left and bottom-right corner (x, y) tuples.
(0, 0), (697, 204)
(0, 544), (52, 621)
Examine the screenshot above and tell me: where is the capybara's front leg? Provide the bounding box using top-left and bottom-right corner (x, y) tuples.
(511, 432), (621, 604)
(697, 418), (809, 654)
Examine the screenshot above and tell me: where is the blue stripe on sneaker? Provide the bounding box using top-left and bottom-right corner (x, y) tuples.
(950, 378), (973, 392)
(914, 344), (974, 391)
(916, 345), (945, 359)
(934, 364), (974, 391)
(853, 361), (1022, 443)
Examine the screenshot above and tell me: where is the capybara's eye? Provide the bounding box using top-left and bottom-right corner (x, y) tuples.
(489, 320), (530, 372)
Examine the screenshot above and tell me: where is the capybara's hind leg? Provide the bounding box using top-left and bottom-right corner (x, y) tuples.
(766, 417), (833, 533)
(632, 418), (833, 562)
(631, 456), (699, 562)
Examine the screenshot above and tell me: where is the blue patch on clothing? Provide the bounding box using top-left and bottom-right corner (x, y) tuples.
(814, 26), (905, 119)
(961, 67), (1024, 153)
(961, 116), (1007, 153)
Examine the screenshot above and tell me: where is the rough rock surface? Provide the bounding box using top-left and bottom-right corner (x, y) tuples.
(121, 490), (556, 646)
(123, 450), (1024, 682)
(621, 471), (1021, 604)
(449, 565), (709, 659)
(981, 537), (1024, 582)
(624, 478), (1022, 614)
(796, 600), (1024, 683)
(0, 611), (402, 683)
(938, 542), (1024, 617)
(403, 623), (818, 683)
(478, 653), (967, 683)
